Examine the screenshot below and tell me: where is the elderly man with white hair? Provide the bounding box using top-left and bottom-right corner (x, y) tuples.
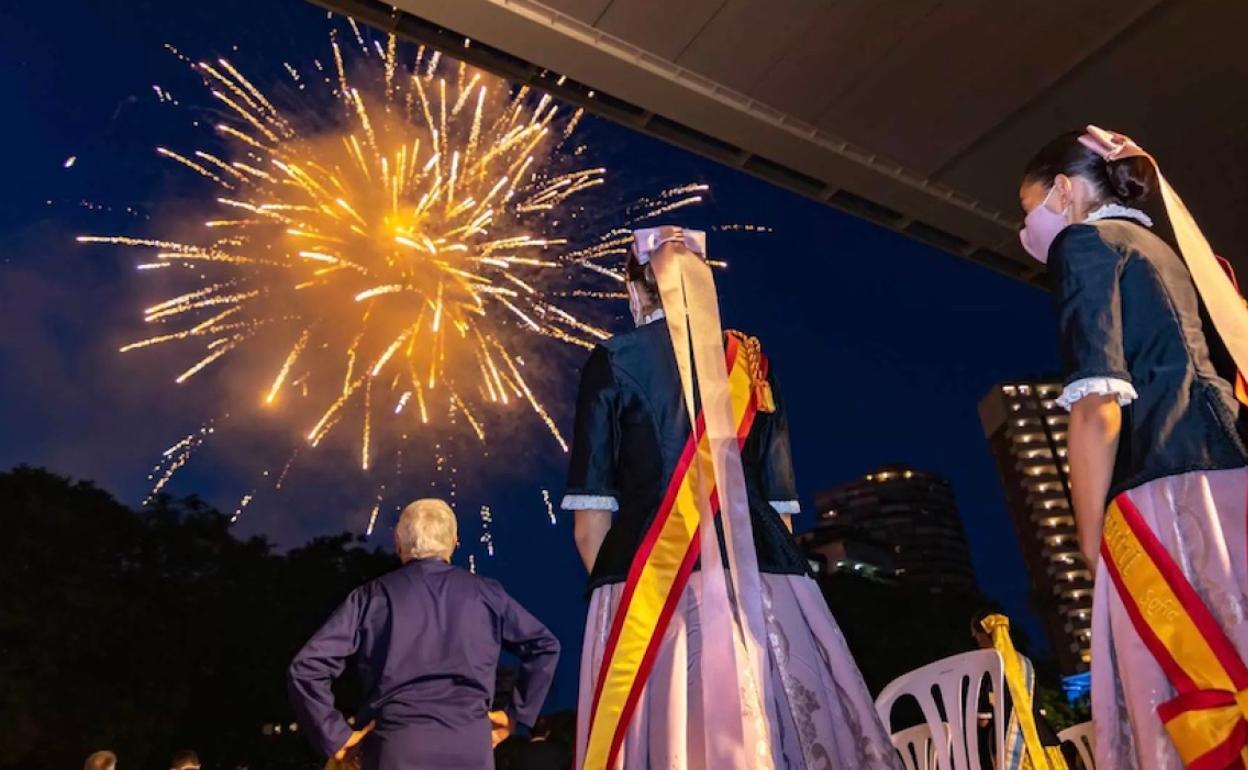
(288, 498), (560, 770)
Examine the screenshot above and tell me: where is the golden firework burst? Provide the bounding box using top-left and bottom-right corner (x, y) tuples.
(79, 23), (709, 509)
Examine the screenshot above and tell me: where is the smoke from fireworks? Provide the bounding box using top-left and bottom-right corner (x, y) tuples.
(79, 21), (709, 515)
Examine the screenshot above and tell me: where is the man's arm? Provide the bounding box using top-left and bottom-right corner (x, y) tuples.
(574, 509), (612, 573)
(497, 588), (561, 730)
(1068, 393), (1122, 569)
(287, 588), (367, 757)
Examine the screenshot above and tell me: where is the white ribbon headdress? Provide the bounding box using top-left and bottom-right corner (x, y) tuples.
(1080, 125), (1248, 380)
(632, 225), (774, 769)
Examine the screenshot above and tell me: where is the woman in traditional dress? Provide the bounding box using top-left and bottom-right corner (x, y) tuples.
(1018, 128), (1248, 769)
(562, 226), (899, 769)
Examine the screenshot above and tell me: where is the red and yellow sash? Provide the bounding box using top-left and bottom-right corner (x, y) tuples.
(1101, 493), (1248, 769)
(580, 333), (766, 770)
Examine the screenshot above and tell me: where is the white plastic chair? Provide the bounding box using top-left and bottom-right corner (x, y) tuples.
(1058, 721), (1095, 770)
(890, 723), (940, 770)
(876, 649), (1006, 770)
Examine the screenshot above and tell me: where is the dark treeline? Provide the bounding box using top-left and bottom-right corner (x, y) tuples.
(0, 466), (396, 770)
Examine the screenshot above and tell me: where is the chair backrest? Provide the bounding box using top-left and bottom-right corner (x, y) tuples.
(890, 723), (940, 770)
(1058, 721), (1095, 770)
(875, 649), (1006, 770)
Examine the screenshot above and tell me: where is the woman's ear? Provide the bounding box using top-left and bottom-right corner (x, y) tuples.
(1052, 173), (1073, 208)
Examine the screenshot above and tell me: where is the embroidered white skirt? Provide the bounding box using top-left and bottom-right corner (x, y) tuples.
(575, 572), (900, 769)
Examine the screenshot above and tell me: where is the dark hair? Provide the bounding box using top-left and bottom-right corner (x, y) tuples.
(970, 607), (992, 635)
(170, 749), (201, 769)
(1022, 130), (1157, 206)
(625, 252), (661, 303)
(533, 709), (577, 743)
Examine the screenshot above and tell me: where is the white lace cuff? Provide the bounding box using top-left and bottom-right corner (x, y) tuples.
(561, 494), (618, 512)
(1057, 377), (1138, 411)
(770, 500), (800, 514)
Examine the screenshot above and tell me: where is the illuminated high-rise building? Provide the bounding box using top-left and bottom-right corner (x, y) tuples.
(808, 466), (977, 593)
(980, 381), (1092, 674)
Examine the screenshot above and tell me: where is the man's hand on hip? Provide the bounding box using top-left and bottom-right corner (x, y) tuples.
(489, 710), (514, 747)
(334, 720), (376, 762)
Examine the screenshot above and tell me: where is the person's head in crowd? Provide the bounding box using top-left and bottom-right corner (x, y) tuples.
(532, 710), (577, 744)
(624, 246), (662, 326)
(394, 498), (458, 564)
(970, 607), (998, 650)
(84, 750), (118, 770)
(1017, 129), (1158, 263)
(530, 714), (553, 741)
(170, 749), (201, 770)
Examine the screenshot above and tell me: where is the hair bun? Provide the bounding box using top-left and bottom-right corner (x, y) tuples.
(1106, 155), (1156, 205)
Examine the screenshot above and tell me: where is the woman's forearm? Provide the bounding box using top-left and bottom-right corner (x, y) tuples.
(1067, 394), (1122, 569)
(574, 509), (612, 572)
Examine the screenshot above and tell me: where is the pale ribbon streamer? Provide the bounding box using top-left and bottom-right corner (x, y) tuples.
(637, 225), (775, 770)
(1079, 125), (1248, 381)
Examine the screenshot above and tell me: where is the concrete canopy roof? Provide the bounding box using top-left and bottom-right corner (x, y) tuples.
(313, 0), (1248, 282)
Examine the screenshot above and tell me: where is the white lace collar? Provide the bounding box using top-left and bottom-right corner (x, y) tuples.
(639, 308), (666, 326)
(1085, 203), (1153, 228)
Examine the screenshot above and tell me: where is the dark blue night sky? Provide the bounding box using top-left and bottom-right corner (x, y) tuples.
(0, 0), (1061, 710)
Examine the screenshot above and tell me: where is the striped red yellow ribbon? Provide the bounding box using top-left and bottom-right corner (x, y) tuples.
(1101, 493), (1248, 769)
(580, 335), (762, 770)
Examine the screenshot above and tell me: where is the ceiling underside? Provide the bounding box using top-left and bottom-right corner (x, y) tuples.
(312, 0), (1248, 283)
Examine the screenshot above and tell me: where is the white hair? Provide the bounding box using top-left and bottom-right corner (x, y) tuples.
(396, 498), (458, 562)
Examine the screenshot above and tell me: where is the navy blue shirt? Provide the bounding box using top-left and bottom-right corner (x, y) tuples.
(1049, 220), (1248, 500)
(288, 559), (560, 770)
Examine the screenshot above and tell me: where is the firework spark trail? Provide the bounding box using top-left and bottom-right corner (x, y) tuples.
(365, 500), (382, 536)
(230, 492), (254, 523)
(479, 504), (494, 556)
(542, 488), (555, 525)
(83, 21), (721, 520)
(144, 419), (217, 504)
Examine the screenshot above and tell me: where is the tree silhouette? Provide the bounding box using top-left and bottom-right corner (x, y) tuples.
(0, 466), (395, 770)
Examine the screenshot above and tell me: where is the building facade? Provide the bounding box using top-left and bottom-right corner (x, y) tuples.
(808, 466), (978, 593)
(980, 381), (1092, 674)
(796, 523), (898, 583)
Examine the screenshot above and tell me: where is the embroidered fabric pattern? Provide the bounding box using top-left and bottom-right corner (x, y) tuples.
(560, 494), (619, 512)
